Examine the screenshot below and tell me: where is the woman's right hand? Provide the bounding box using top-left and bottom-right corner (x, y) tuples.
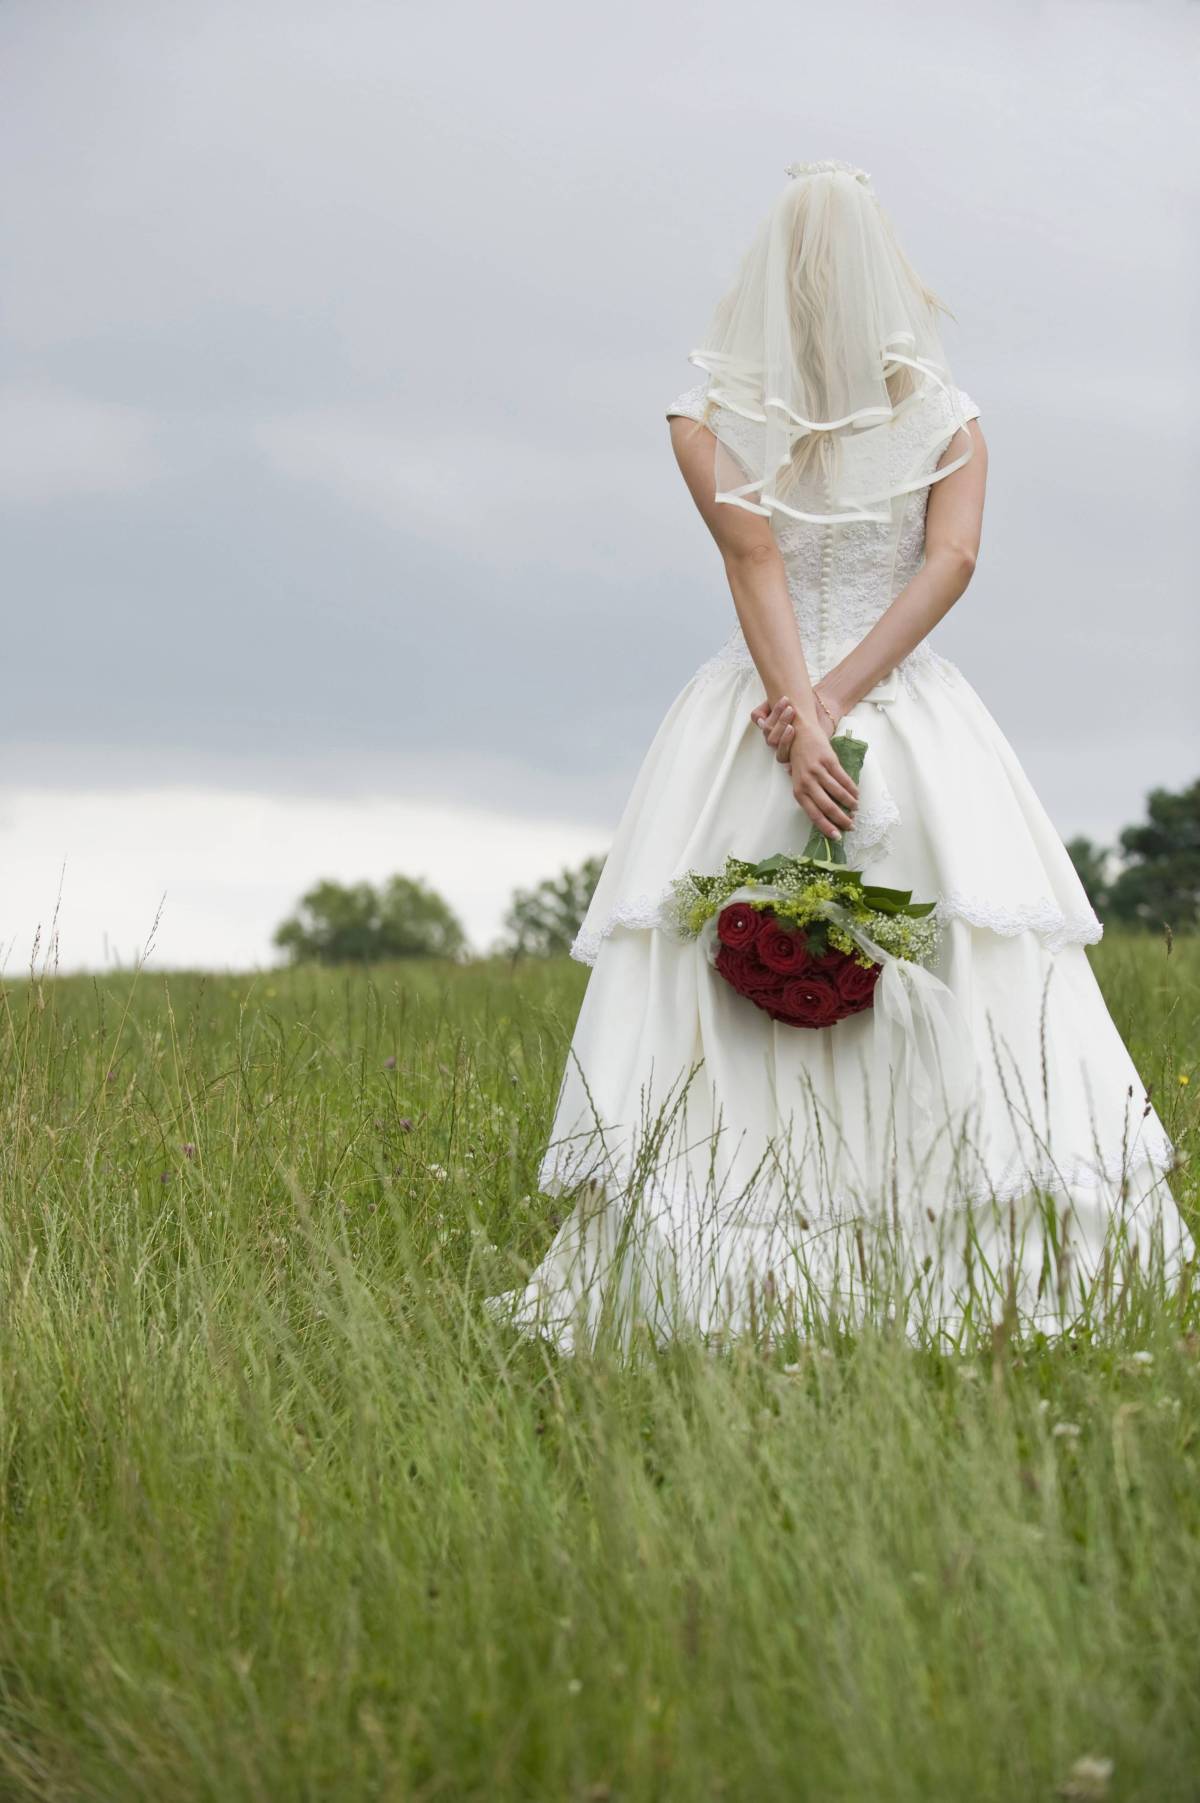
(786, 715), (859, 839)
(750, 693), (859, 837)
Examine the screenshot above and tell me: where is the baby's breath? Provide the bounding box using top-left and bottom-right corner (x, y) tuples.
(669, 855), (941, 969)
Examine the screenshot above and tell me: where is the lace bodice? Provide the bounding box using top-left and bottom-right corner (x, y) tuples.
(666, 378), (980, 686)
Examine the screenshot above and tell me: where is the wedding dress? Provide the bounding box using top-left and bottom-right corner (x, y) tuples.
(484, 369), (1194, 1354)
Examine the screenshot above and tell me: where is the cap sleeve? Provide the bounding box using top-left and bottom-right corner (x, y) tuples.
(665, 380), (710, 423)
(956, 387), (980, 423)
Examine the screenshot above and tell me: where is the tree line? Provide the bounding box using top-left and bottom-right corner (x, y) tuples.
(1066, 778), (1198, 930)
(272, 858), (605, 965)
(272, 781), (1197, 966)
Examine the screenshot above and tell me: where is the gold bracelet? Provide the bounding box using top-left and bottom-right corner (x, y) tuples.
(814, 690), (838, 733)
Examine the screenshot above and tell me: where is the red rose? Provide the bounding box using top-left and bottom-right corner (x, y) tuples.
(834, 957), (881, 1009)
(756, 914), (811, 975)
(715, 943), (760, 999)
(776, 973), (843, 1028)
(744, 956), (783, 996)
(717, 946), (788, 1010)
(809, 946), (845, 975)
(723, 942), (779, 993)
(716, 902), (761, 949)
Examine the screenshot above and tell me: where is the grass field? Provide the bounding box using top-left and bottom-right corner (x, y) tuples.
(1, 931), (1197, 1801)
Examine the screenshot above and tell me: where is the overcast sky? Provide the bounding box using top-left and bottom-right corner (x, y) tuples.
(2, 0), (1197, 972)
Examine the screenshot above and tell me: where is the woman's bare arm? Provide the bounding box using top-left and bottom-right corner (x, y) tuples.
(819, 419), (988, 717)
(669, 412), (858, 838)
(669, 415), (817, 711)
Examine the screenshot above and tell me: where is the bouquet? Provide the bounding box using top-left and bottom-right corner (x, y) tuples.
(669, 732), (939, 1031)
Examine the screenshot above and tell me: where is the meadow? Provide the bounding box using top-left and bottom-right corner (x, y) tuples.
(0, 931), (1197, 1802)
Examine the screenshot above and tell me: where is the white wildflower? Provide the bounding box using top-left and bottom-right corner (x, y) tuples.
(1056, 1754), (1114, 1800)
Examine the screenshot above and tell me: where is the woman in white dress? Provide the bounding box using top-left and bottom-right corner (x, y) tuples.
(487, 160), (1194, 1352)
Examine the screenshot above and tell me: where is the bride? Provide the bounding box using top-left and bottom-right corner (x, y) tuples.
(486, 160), (1194, 1352)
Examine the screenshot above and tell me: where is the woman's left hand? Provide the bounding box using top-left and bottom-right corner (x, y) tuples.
(751, 689), (841, 762)
(750, 697), (796, 763)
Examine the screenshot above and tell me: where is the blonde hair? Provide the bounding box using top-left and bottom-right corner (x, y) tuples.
(694, 175), (955, 509)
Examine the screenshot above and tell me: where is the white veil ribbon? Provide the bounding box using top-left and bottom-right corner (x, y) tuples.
(688, 160), (974, 525)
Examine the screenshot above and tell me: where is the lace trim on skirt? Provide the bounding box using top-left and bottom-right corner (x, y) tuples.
(570, 890), (1103, 966)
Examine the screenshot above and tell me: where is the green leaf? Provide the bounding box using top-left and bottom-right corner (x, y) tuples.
(859, 888), (938, 919)
(800, 829), (847, 866)
(860, 884), (915, 910)
(830, 731), (869, 786)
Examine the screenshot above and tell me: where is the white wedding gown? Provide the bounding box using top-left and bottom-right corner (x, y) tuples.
(486, 379), (1194, 1351)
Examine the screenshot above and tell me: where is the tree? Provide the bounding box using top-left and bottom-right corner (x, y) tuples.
(501, 855), (606, 958)
(1065, 836), (1112, 916)
(1106, 780), (1200, 930)
(273, 875), (466, 965)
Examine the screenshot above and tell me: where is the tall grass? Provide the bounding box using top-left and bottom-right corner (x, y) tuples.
(0, 933), (1197, 1800)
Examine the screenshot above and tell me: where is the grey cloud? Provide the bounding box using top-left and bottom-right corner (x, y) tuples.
(2, 0), (1196, 852)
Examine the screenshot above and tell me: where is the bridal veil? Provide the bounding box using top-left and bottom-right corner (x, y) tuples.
(686, 159), (975, 526)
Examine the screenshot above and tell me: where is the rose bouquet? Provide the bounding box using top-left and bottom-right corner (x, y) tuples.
(669, 732), (939, 1031)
